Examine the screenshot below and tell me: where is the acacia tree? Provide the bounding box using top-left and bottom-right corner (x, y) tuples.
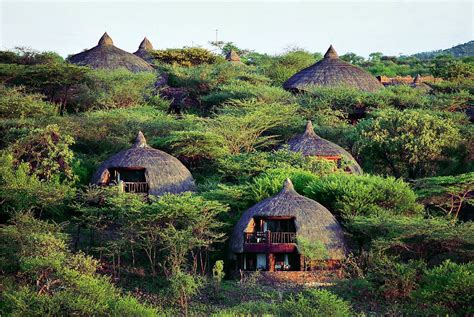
(414, 172), (474, 221)
(356, 109), (462, 178)
(207, 99), (299, 154)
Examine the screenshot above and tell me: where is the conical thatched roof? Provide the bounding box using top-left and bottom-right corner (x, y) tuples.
(411, 74), (432, 92)
(287, 121), (362, 174)
(92, 132), (195, 196)
(134, 37), (155, 63)
(283, 45), (383, 92)
(69, 33), (154, 72)
(229, 179), (346, 260)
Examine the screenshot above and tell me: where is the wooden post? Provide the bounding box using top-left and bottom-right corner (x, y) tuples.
(267, 253), (275, 272)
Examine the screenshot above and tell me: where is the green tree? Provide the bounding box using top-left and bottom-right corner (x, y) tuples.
(356, 109), (462, 178)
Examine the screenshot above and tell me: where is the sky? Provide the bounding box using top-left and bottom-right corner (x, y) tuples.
(0, 0), (473, 58)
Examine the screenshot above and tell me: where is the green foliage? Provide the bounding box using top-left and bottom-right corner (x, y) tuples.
(250, 167), (330, 202)
(0, 213), (157, 316)
(259, 49), (320, 86)
(0, 61), (91, 113)
(73, 69), (157, 111)
(152, 47), (219, 66)
(305, 173), (423, 219)
(0, 153), (74, 217)
(413, 260), (474, 315)
(414, 172), (474, 219)
(431, 54), (474, 80)
(346, 215), (474, 262)
(211, 260), (225, 295)
(0, 86), (57, 119)
(280, 289), (352, 317)
(9, 124), (75, 181)
(206, 99), (299, 154)
(297, 237), (330, 269)
(356, 109), (463, 178)
(168, 271), (203, 315)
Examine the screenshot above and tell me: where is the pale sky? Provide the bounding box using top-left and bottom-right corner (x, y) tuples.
(1, 0), (473, 58)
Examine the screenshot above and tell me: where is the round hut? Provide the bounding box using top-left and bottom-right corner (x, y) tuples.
(283, 45), (383, 92)
(229, 178), (346, 272)
(286, 120), (362, 174)
(92, 132), (195, 196)
(68, 33), (154, 72)
(134, 37), (155, 63)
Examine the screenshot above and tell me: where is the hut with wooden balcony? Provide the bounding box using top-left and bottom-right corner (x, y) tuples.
(283, 45), (383, 93)
(286, 120), (362, 174)
(91, 132), (195, 196)
(229, 179), (346, 272)
(68, 33), (154, 72)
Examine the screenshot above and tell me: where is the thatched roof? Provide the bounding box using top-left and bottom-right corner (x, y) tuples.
(226, 50), (242, 62)
(283, 45), (383, 92)
(69, 33), (154, 72)
(134, 37), (155, 63)
(229, 179), (346, 260)
(286, 121), (362, 174)
(411, 74), (432, 92)
(91, 132), (195, 196)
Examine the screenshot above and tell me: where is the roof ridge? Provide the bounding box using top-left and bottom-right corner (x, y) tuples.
(303, 120), (317, 137)
(133, 131), (148, 148)
(139, 37), (153, 51)
(98, 32), (113, 46)
(324, 45), (338, 59)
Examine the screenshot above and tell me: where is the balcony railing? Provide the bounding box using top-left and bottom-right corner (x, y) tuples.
(123, 182), (149, 193)
(244, 231), (296, 244)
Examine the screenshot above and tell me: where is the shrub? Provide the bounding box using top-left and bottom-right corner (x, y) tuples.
(0, 153), (74, 217)
(9, 124), (75, 181)
(413, 260), (474, 315)
(280, 289), (352, 317)
(0, 86), (57, 119)
(304, 173), (423, 219)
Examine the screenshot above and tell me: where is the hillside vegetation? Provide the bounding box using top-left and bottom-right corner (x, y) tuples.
(0, 45), (473, 316)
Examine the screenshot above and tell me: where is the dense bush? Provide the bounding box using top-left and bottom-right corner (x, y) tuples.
(152, 47), (220, 66)
(72, 69), (157, 111)
(304, 173), (423, 219)
(0, 86), (57, 119)
(356, 109), (463, 178)
(280, 289), (352, 317)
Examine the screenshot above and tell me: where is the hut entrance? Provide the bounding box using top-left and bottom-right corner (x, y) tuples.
(109, 167), (148, 193)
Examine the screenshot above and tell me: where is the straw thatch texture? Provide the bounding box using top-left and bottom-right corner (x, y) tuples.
(134, 37), (155, 63)
(69, 33), (154, 72)
(286, 121), (362, 174)
(283, 45), (383, 92)
(230, 179), (346, 259)
(92, 132), (195, 196)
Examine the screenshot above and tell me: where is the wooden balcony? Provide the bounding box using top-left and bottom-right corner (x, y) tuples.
(122, 181), (149, 193)
(243, 231), (297, 253)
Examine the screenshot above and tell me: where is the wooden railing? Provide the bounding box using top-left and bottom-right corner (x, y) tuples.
(123, 182), (149, 193)
(244, 231), (296, 244)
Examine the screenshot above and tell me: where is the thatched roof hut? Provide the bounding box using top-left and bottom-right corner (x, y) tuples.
(283, 45), (383, 92)
(134, 37), (155, 63)
(92, 132), (195, 196)
(287, 121), (362, 174)
(69, 33), (154, 72)
(229, 179), (346, 260)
